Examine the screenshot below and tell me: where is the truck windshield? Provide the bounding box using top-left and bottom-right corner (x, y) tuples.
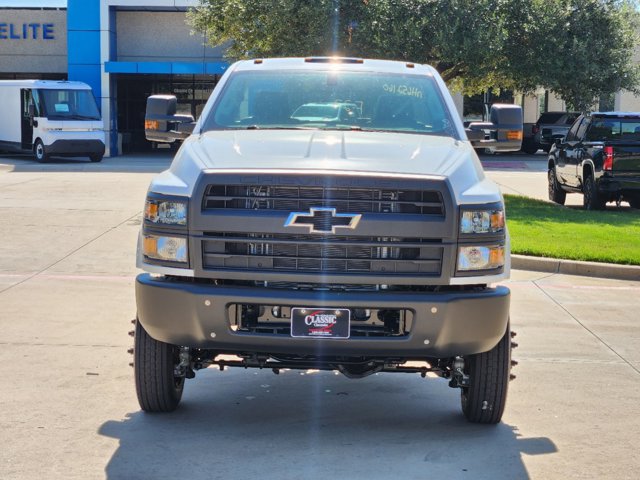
(202, 70), (457, 138)
(37, 89), (101, 120)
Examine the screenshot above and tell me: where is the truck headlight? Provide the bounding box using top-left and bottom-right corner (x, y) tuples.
(460, 209), (504, 234)
(457, 245), (505, 271)
(144, 198), (188, 226)
(143, 234), (188, 263)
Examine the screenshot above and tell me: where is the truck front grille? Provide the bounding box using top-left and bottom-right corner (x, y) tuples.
(255, 282), (381, 292)
(202, 233), (443, 275)
(194, 174), (454, 283)
(203, 184), (445, 216)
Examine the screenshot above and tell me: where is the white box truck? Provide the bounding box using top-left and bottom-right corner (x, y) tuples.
(0, 80), (105, 162)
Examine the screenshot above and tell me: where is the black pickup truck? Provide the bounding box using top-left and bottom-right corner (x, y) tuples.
(548, 112), (640, 209)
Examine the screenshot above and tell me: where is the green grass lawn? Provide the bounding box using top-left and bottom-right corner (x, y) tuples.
(504, 195), (640, 265)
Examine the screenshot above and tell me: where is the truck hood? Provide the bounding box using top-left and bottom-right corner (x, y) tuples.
(185, 129), (474, 176)
(159, 129), (496, 204)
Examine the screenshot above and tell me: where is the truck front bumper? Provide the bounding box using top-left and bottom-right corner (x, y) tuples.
(136, 274), (510, 358)
(46, 139), (105, 157)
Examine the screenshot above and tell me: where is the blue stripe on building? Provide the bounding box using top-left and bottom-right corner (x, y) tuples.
(65, 0), (229, 156)
(67, 0), (101, 99)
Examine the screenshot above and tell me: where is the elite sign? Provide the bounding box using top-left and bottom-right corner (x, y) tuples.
(0, 22), (55, 40)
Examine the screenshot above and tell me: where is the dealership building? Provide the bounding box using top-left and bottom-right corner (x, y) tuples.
(0, 0), (226, 156)
(3, 0), (640, 156)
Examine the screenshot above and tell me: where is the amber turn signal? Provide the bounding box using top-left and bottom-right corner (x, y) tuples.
(506, 130), (523, 141)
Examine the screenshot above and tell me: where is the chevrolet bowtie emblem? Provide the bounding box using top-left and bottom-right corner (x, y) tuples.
(284, 207), (362, 234)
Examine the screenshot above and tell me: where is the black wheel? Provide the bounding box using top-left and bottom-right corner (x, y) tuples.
(90, 154), (103, 163)
(522, 145), (538, 155)
(34, 140), (49, 163)
(134, 318), (184, 412)
(461, 323), (511, 424)
(548, 167), (566, 205)
(583, 175), (605, 210)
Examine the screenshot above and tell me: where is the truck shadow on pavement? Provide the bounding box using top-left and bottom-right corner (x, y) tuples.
(100, 368), (556, 480)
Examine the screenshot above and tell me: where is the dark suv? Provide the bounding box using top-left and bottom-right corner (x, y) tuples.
(522, 111), (580, 154)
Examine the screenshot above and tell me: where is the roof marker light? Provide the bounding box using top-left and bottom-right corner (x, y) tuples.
(304, 57), (364, 64)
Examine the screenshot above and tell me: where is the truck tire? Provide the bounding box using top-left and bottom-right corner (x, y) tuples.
(522, 145), (538, 155)
(583, 175), (605, 210)
(90, 154), (103, 163)
(134, 318), (184, 412)
(34, 140), (49, 163)
(548, 167), (566, 205)
(461, 323), (511, 424)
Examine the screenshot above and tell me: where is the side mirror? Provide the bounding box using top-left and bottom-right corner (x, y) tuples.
(467, 104), (523, 152)
(144, 95), (196, 143)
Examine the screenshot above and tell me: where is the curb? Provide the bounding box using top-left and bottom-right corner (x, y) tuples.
(512, 254), (640, 281)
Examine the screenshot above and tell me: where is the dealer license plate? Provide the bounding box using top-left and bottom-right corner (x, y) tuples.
(291, 308), (350, 339)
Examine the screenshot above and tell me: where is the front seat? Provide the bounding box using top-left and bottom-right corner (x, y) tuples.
(252, 91), (290, 125)
(372, 95), (417, 129)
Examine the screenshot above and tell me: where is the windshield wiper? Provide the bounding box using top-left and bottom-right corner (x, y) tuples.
(244, 125), (316, 130)
(315, 125), (366, 131)
(49, 114), (99, 120)
(68, 115), (100, 120)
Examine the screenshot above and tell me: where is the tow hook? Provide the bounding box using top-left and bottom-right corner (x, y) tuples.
(174, 346), (194, 379)
(448, 356), (470, 388)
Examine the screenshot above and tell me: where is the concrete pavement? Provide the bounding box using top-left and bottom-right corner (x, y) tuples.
(481, 150), (613, 208)
(1, 153), (639, 479)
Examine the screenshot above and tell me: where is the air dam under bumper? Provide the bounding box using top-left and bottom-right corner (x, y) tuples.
(136, 274), (510, 358)
(46, 139), (105, 157)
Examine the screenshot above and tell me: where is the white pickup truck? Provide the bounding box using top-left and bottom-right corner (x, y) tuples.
(134, 57), (522, 423)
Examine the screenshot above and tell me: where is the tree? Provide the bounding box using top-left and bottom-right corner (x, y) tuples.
(187, 0), (337, 59)
(187, 0), (640, 110)
(500, 0), (640, 111)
